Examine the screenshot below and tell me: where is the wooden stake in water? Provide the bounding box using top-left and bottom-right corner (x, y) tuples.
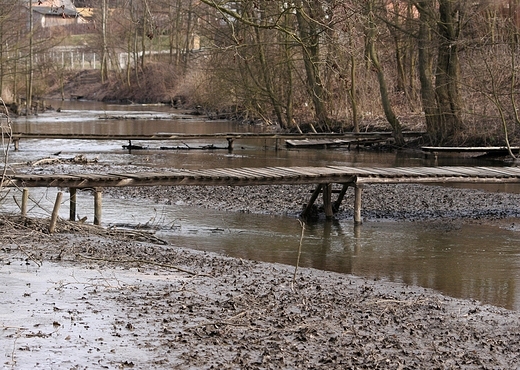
(69, 187), (77, 221)
(49, 191), (63, 233)
(21, 188), (29, 218)
(94, 188), (102, 225)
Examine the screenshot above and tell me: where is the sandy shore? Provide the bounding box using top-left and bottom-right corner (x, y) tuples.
(2, 161), (520, 368)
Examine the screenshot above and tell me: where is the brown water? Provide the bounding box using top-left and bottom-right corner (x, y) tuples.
(8, 100), (520, 311)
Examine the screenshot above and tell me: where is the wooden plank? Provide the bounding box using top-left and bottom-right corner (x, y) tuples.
(327, 166), (377, 176)
(233, 167), (272, 180)
(192, 168), (235, 179)
(417, 166), (484, 178)
(274, 167), (326, 178)
(357, 176), (520, 184)
(475, 167), (520, 177)
(291, 166), (348, 176)
(422, 146), (520, 152)
(228, 168), (270, 180)
(385, 168), (434, 178)
(362, 167), (406, 177)
(158, 171), (192, 180)
(325, 166), (358, 174)
(438, 167), (490, 177)
(415, 167), (472, 177)
(234, 167), (284, 180)
(260, 167), (299, 179)
(211, 168), (259, 180)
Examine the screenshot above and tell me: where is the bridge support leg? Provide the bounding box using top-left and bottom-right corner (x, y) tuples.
(69, 187), (77, 221)
(300, 184), (323, 220)
(13, 139), (19, 151)
(94, 188), (102, 226)
(323, 183), (333, 220)
(333, 184), (350, 212)
(227, 138), (234, 152)
(354, 185), (363, 225)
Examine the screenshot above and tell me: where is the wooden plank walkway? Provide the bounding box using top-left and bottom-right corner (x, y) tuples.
(9, 131), (425, 151)
(3, 166), (520, 225)
(422, 146), (520, 155)
(4, 166), (520, 188)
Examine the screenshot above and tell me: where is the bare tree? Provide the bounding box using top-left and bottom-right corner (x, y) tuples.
(363, 0), (405, 145)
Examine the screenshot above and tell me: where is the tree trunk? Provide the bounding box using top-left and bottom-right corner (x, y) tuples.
(416, 2), (440, 144)
(27, 0), (33, 112)
(101, 0), (109, 83)
(365, 1), (404, 146)
(434, 0), (464, 144)
(295, 1), (330, 131)
(253, 25), (286, 128)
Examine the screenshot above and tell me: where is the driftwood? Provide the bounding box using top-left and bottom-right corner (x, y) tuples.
(30, 155), (97, 166)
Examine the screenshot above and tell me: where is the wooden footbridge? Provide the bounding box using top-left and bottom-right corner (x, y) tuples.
(2, 165), (520, 226)
(9, 131), (424, 151)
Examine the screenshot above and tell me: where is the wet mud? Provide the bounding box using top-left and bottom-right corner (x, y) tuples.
(2, 161), (520, 368)
(1, 214), (520, 369)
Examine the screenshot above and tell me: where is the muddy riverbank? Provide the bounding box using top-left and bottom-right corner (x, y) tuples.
(1, 216), (520, 369)
(2, 160), (520, 368)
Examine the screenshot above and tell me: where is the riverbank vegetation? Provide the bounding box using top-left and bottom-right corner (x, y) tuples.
(1, 1), (520, 148)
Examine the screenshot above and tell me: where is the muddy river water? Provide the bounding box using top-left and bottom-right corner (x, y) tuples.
(7, 100), (520, 311)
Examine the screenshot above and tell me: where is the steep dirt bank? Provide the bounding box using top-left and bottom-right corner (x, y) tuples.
(46, 65), (179, 105)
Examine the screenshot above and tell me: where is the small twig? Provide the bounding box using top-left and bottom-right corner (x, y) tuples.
(17, 244), (42, 268)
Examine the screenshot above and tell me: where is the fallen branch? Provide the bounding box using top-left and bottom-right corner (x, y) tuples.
(76, 254), (211, 277)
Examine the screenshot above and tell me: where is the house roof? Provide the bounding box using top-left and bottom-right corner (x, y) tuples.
(76, 7), (94, 19)
(29, 0), (78, 17)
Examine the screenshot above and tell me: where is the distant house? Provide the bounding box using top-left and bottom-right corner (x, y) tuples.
(28, 0), (85, 28)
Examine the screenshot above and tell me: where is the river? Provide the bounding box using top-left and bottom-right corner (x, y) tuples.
(7, 100), (520, 311)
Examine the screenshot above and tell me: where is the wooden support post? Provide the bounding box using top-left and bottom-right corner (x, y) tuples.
(300, 184), (323, 220)
(49, 191), (63, 233)
(354, 185), (363, 225)
(13, 139), (19, 151)
(227, 138), (234, 152)
(323, 183), (333, 220)
(128, 140), (132, 154)
(21, 188), (29, 218)
(69, 187), (77, 221)
(94, 188), (102, 225)
(333, 183), (350, 212)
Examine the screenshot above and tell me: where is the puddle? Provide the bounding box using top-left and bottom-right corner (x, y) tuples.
(0, 258), (186, 368)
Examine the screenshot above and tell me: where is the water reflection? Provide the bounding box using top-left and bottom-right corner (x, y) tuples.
(6, 100), (520, 310)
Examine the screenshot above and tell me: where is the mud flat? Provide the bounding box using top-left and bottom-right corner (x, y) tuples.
(106, 181), (520, 222)
(2, 162), (520, 368)
(1, 216), (520, 369)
